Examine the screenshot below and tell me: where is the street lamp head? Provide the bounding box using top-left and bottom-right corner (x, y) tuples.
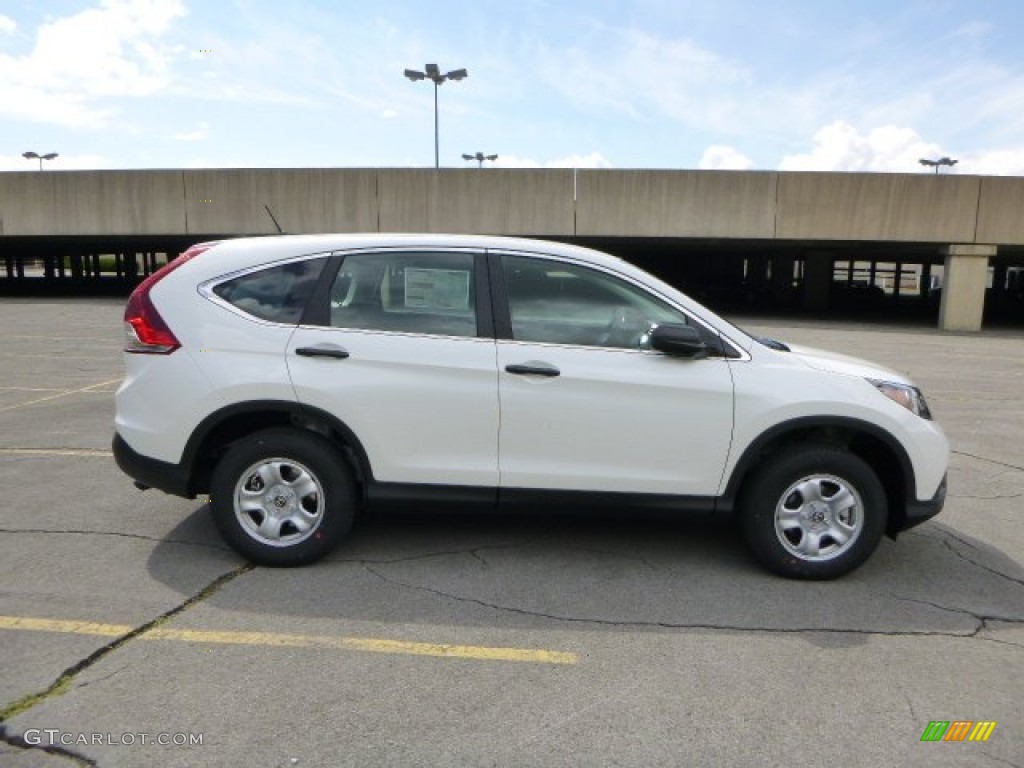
(23, 150), (59, 170)
(919, 156), (958, 172)
(463, 151), (498, 167)
(405, 63), (468, 85)
(919, 156), (958, 173)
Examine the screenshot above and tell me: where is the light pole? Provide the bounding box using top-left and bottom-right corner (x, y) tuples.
(22, 151), (59, 171)
(919, 157), (958, 174)
(462, 152), (498, 168)
(403, 63), (468, 168)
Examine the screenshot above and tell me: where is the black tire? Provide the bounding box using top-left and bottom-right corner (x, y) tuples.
(739, 445), (887, 580)
(209, 428), (357, 566)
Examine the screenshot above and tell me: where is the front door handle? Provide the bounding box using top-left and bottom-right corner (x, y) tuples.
(505, 362), (560, 377)
(296, 345), (350, 360)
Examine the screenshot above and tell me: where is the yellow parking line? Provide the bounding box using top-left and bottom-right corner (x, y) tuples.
(0, 616), (578, 665)
(0, 617), (126, 637)
(0, 378), (121, 413)
(0, 386), (68, 392)
(0, 448), (113, 458)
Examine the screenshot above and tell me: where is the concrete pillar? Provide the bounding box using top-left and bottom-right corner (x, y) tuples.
(745, 255), (769, 288)
(802, 250), (834, 312)
(744, 254), (769, 306)
(939, 244), (996, 332)
(770, 254), (796, 305)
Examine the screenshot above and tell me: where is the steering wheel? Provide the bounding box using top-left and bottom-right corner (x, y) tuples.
(597, 306), (647, 348)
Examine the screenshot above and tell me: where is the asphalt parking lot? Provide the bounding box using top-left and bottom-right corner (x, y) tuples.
(0, 297), (1021, 768)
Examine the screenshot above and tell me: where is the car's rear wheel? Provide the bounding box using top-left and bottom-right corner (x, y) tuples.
(739, 445), (886, 580)
(209, 428), (357, 566)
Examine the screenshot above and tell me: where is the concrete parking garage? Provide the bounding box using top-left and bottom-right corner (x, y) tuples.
(2, 169), (1023, 330)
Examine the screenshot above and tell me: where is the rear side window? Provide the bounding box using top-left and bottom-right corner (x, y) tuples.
(329, 251), (477, 337)
(214, 258), (326, 324)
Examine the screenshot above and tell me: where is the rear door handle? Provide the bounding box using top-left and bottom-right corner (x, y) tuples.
(296, 345), (350, 360)
(505, 362), (560, 377)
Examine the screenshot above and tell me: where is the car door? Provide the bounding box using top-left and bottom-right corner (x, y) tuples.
(287, 249), (499, 487)
(493, 252), (734, 497)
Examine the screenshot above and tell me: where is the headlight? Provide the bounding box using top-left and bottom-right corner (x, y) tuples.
(869, 379), (933, 420)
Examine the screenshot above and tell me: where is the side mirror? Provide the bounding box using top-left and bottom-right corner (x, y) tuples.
(650, 324), (708, 359)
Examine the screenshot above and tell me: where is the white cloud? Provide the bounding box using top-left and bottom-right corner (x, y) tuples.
(0, 14), (16, 34)
(492, 151), (612, 169)
(957, 149), (1024, 176)
(490, 155), (537, 168)
(548, 152), (612, 169)
(778, 121), (944, 173)
(0, 0), (187, 128)
(171, 121), (209, 141)
(700, 145), (753, 170)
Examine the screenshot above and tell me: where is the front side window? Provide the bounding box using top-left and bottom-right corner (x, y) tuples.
(502, 255), (691, 349)
(330, 251), (477, 337)
(213, 258), (326, 324)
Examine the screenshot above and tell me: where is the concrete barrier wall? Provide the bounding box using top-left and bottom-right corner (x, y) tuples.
(0, 171), (185, 235)
(183, 169), (378, 235)
(377, 169), (574, 234)
(976, 176), (1024, 245)
(576, 170), (777, 238)
(2, 168), (1023, 245)
(775, 172), (982, 242)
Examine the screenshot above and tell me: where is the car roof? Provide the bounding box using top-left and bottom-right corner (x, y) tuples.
(180, 233), (629, 279)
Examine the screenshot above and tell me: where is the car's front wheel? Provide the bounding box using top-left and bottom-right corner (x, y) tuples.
(209, 428), (357, 566)
(740, 445), (887, 579)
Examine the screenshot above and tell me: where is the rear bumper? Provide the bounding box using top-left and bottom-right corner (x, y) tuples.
(112, 433), (194, 498)
(902, 473), (947, 531)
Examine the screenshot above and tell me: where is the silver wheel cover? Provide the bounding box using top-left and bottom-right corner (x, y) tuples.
(233, 457), (325, 547)
(773, 473), (864, 562)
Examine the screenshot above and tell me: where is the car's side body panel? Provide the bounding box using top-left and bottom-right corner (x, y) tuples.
(725, 354), (949, 502)
(496, 341), (734, 494)
(287, 326), (500, 486)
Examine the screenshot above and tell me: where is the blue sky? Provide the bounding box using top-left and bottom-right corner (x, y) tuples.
(2, 0), (1023, 173)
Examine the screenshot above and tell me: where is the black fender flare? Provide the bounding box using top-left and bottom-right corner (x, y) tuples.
(180, 400), (375, 495)
(715, 415), (916, 517)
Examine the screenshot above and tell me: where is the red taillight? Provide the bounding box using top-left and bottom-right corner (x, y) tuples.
(123, 241), (220, 354)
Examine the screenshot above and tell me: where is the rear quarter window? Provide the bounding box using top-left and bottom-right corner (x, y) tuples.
(213, 258), (326, 324)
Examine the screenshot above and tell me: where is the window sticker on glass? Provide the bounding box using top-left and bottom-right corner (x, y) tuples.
(404, 268), (470, 310)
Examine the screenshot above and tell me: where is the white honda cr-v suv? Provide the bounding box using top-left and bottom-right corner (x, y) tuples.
(114, 234), (948, 579)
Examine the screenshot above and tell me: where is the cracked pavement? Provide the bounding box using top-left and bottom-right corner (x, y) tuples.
(0, 301), (1021, 767)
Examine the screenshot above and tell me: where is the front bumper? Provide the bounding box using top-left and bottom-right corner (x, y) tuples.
(902, 472), (947, 531)
(112, 433), (194, 498)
